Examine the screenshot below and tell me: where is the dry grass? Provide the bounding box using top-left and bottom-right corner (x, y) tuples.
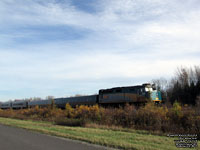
(1, 117), (199, 150)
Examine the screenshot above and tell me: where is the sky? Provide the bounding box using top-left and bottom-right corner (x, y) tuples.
(0, 0), (200, 101)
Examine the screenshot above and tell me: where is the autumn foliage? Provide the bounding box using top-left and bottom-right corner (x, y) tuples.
(0, 102), (199, 138)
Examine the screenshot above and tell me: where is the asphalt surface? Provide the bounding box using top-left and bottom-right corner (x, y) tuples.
(0, 124), (115, 150)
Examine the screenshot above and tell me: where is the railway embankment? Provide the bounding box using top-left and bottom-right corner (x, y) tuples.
(1, 117), (198, 150)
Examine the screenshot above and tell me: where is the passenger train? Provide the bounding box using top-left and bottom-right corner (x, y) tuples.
(0, 84), (162, 109)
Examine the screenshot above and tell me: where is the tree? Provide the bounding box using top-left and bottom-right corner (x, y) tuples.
(167, 66), (200, 105)
(46, 96), (54, 100)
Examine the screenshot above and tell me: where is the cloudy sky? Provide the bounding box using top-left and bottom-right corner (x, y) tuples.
(0, 0), (200, 101)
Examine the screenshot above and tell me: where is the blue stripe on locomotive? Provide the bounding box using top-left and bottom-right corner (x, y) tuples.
(150, 91), (162, 101)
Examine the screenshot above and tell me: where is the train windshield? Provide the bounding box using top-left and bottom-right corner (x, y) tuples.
(145, 87), (153, 92)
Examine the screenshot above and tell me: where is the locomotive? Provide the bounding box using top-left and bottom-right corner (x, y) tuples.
(0, 83), (162, 109)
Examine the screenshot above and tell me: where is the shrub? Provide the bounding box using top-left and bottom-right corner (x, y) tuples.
(135, 102), (168, 131)
(54, 118), (86, 127)
(0, 102), (199, 137)
(74, 105), (101, 122)
(166, 101), (183, 130)
(65, 103), (74, 118)
(172, 101), (182, 117)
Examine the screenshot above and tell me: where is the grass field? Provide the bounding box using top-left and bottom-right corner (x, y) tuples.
(0, 117), (199, 150)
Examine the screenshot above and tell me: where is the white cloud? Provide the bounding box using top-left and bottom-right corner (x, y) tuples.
(0, 0), (200, 101)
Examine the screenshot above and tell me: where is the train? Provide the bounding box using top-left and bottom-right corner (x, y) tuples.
(0, 83), (162, 109)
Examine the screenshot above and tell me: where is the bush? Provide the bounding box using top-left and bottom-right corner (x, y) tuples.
(135, 102), (168, 131)
(0, 102), (200, 137)
(74, 105), (101, 122)
(54, 118), (86, 127)
(65, 103), (74, 118)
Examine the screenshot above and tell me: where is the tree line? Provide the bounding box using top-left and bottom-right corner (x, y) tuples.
(152, 65), (200, 105)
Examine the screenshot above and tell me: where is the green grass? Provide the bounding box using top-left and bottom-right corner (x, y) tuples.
(0, 117), (199, 150)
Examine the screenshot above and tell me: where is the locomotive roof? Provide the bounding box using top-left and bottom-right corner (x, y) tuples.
(99, 83), (152, 92)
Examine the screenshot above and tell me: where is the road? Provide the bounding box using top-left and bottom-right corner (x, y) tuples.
(0, 124), (115, 150)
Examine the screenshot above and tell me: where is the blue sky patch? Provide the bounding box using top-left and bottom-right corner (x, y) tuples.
(1, 25), (91, 45)
(70, 0), (100, 13)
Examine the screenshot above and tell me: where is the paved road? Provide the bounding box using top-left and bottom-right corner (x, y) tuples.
(0, 124), (115, 150)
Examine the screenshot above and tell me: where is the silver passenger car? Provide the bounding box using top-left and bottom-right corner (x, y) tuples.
(0, 102), (12, 109)
(54, 95), (98, 108)
(12, 101), (28, 109)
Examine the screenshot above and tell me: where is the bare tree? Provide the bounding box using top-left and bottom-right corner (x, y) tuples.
(167, 66), (200, 105)
(33, 97), (42, 101)
(151, 77), (168, 91)
(46, 96), (54, 100)
(175, 67), (190, 87)
(195, 66), (200, 83)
